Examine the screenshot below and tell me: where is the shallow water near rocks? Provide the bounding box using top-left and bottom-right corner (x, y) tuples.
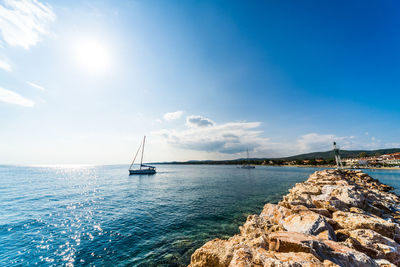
(1, 165), (400, 266)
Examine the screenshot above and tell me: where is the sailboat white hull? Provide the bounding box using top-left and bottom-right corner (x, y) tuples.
(129, 168), (156, 175)
(241, 165), (255, 169)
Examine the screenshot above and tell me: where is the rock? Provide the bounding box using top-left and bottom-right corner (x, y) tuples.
(332, 211), (397, 240)
(271, 252), (323, 266)
(239, 215), (270, 241)
(317, 230), (332, 240)
(281, 210), (336, 240)
(268, 231), (377, 266)
(374, 259), (396, 267)
(323, 259), (340, 267)
(260, 203), (293, 225)
(189, 239), (234, 267)
(330, 185), (366, 209)
(190, 169), (400, 267)
(260, 204), (336, 240)
(316, 239), (378, 267)
(312, 184), (366, 211)
(346, 229), (400, 265)
(309, 208), (332, 218)
(268, 231), (314, 253)
(228, 247), (253, 267)
(254, 249), (325, 266)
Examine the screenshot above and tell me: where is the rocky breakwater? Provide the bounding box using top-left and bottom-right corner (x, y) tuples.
(189, 169), (400, 267)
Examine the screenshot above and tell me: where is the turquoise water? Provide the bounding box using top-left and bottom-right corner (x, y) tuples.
(1, 165), (400, 266)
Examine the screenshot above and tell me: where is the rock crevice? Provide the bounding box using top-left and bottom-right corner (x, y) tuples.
(189, 169), (400, 267)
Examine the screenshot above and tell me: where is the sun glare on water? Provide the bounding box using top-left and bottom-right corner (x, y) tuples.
(73, 39), (111, 74)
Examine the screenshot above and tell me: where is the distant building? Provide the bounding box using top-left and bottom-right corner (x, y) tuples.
(342, 158), (358, 166)
(343, 152), (400, 167)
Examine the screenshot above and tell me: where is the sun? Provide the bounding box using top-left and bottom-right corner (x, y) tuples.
(73, 39), (111, 74)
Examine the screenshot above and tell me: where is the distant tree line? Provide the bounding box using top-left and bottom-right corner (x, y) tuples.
(166, 158), (341, 166)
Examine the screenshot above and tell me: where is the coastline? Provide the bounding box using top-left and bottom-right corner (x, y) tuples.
(282, 165), (400, 170)
(156, 162), (400, 171)
(189, 169), (400, 266)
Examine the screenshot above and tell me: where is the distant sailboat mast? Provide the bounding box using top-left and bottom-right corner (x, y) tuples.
(240, 148), (255, 169)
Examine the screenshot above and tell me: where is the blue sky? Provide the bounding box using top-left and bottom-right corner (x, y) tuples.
(0, 0), (399, 164)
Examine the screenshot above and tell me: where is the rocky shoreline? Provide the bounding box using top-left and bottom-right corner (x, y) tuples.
(189, 169), (400, 266)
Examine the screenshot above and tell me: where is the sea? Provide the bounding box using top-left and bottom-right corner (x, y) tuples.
(1, 164), (400, 266)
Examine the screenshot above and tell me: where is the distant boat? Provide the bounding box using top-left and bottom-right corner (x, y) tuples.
(129, 136), (156, 175)
(241, 148), (255, 169)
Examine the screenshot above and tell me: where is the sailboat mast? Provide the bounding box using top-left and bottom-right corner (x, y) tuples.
(140, 136), (146, 169)
(247, 148), (249, 164)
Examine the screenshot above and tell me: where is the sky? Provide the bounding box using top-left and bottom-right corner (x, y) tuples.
(1, 0), (400, 165)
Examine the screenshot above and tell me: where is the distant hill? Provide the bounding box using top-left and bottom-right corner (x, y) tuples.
(279, 148), (400, 160)
(157, 148), (400, 164)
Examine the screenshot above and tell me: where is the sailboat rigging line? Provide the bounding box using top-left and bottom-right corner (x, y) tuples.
(129, 142), (142, 170)
(140, 136), (146, 169)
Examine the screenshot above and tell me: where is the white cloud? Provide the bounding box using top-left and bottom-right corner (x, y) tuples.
(0, 58), (11, 71)
(385, 142), (400, 148)
(296, 133), (337, 152)
(186, 115), (214, 128)
(0, 87), (34, 106)
(163, 110), (183, 121)
(27, 81), (45, 91)
(157, 116), (269, 154)
(0, 0), (55, 49)
(294, 133), (390, 154)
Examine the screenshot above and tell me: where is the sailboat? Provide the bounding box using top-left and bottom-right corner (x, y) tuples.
(241, 148), (255, 169)
(129, 136), (156, 175)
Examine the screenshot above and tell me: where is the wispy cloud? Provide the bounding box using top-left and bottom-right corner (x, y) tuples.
(0, 87), (34, 106)
(296, 133), (338, 152)
(385, 142), (400, 148)
(0, 0), (55, 49)
(0, 58), (11, 71)
(27, 81), (45, 91)
(163, 110), (183, 121)
(186, 115), (214, 128)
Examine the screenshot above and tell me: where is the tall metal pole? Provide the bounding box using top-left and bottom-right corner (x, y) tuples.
(140, 136), (146, 169)
(333, 142), (343, 169)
